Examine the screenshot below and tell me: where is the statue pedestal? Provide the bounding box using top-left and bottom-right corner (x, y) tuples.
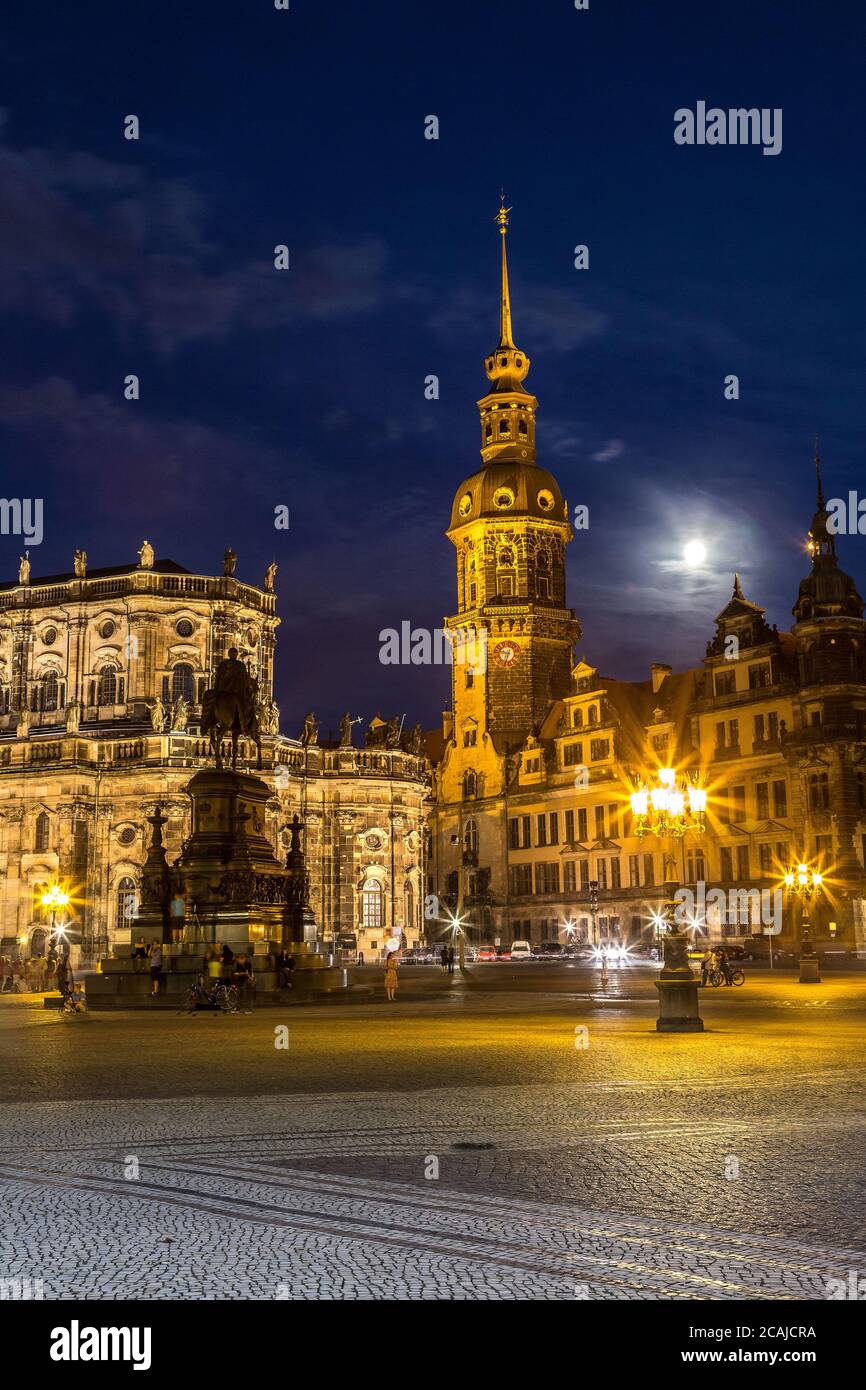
(90, 768), (347, 1009)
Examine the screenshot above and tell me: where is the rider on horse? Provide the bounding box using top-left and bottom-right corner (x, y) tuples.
(201, 647), (262, 770)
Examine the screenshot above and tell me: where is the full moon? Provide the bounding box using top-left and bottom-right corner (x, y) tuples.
(683, 539), (706, 566)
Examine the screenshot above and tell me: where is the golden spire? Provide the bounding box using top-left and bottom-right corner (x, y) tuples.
(496, 191), (515, 349)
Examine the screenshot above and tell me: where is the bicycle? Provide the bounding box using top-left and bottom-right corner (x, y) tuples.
(59, 984), (86, 1015)
(180, 978), (239, 1014)
(708, 967), (745, 987)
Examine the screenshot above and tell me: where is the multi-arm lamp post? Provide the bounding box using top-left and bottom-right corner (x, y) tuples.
(630, 768), (707, 1033)
(783, 860), (824, 983)
(40, 884), (71, 958)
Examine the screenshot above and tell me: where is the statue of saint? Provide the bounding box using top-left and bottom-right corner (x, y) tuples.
(172, 695), (189, 732)
(409, 723), (424, 755)
(18, 553), (30, 585)
(386, 716), (401, 748)
(138, 540), (154, 570)
(268, 699), (280, 735)
(149, 697), (166, 732)
(223, 547), (237, 577)
(339, 711), (354, 747)
(301, 711), (319, 746)
(73, 549), (87, 578)
(65, 700), (80, 735)
(264, 561), (277, 592)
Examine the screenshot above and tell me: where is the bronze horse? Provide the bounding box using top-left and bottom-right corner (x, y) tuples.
(201, 683), (263, 771)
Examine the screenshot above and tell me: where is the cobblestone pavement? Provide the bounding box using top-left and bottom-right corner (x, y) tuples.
(1, 970), (865, 1299)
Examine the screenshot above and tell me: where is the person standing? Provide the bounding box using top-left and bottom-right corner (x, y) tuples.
(232, 954), (255, 1013)
(384, 950), (399, 1002)
(35, 954), (47, 993)
(148, 942), (163, 997)
(220, 943), (235, 979)
(440, 944), (449, 972)
(55, 954), (69, 997)
(700, 948), (714, 987)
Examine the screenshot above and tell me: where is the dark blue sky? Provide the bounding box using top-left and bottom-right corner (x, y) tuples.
(2, 0), (865, 735)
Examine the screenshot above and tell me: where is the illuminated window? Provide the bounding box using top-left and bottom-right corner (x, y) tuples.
(35, 812), (50, 853)
(362, 880), (383, 930)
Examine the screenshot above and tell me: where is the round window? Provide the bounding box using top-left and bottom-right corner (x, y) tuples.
(493, 487), (515, 510)
(118, 827), (137, 846)
(365, 833), (383, 851)
(42, 627), (57, 646)
(458, 491), (473, 518)
(100, 620), (116, 639)
(176, 619), (194, 638)
(537, 489), (555, 512)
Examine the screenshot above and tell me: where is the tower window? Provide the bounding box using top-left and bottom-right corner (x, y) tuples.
(485, 422), (492, 439)
(499, 420), (510, 437)
(518, 419), (528, 436)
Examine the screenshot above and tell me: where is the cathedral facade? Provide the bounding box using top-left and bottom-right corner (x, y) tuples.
(0, 547), (427, 963)
(428, 210), (866, 951)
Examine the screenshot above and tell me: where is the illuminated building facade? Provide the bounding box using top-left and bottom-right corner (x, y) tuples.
(428, 214), (866, 950)
(0, 551), (427, 962)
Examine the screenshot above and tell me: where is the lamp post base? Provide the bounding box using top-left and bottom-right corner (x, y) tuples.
(655, 979), (705, 1032)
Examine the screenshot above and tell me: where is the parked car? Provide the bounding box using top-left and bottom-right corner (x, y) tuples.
(510, 940), (533, 960)
(477, 945), (497, 961)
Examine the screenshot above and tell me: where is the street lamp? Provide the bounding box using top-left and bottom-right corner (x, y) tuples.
(783, 859), (824, 983)
(40, 885), (71, 957)
(629, 768), (706, 1033)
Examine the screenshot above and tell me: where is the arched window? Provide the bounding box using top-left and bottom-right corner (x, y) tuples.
(463, 769), (477, 799)
(41, 671), (59, 712)
(117, 876), (138, 932)
(361, 879), (383, 930)
(172, 662), (195, 703)
(464, 818), (478, 854)
(98, 665), (118, 707)
(34, 812), (50, 852)
(572, 707), (583, 728)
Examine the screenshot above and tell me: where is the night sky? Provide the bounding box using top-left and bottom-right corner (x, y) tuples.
(2, 0), (865, 737)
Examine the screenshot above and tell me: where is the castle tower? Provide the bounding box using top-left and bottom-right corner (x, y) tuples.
(445, 201), (581, 750)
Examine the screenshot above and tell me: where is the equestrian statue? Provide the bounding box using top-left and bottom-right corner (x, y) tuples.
(201, 646), (262, 771)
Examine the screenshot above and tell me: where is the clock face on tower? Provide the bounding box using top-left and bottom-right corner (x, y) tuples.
(494, 640), (520, 667)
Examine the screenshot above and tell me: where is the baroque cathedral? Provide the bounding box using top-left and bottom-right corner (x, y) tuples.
(427, 207), (866, 950)
(0, 546), (427, 963)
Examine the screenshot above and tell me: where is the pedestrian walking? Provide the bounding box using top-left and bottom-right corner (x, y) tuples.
(35, 954), (47, 993)
(384, 950), (399, 1002)
(148, 942), (163, 996)
(44, 955), (56, 992)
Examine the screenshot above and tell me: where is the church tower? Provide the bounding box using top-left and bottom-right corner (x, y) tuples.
(445, 202), (581, 752)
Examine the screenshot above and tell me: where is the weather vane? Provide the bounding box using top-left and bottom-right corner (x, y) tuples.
(496, 190), (511, 232)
